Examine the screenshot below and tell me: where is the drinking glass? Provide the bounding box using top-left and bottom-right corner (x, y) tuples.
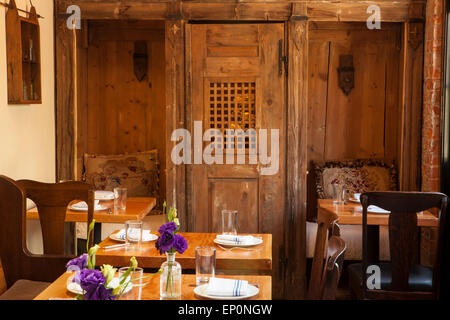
(332, 182), (345, 205)
(195, 246), (216, 286)
(114, 187), (127, 212)
(221, 210), (238, 235)
(125, 220), (142, 251)
(118, 267), (143, 300)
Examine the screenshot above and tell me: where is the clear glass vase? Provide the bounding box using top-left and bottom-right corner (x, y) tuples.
(160, 252), (182, 299)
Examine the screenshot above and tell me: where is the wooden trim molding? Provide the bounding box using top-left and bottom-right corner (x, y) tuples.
(400, 20), (424, 191)
(284, 13), (308, 298)
(165, 18), (187, 228)
(55, 16), (75, 181)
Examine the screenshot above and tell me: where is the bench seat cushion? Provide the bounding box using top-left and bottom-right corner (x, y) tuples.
(314, 159), (397, 199)
(0, 279), (50, 300)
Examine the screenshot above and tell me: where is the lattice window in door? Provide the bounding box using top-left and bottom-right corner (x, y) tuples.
(208, 81), (256, 150)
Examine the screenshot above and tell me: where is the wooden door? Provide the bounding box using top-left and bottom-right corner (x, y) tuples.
(187, 23), (285, 292)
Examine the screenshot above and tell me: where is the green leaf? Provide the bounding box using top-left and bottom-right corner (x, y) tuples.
(86, 219), (96, 253)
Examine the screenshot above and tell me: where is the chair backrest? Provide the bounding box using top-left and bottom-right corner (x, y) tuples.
(321, 236), (347, 300)
(0, 175), (94, 287)
(16, 179), (95, 255)
(361, 191), (448, 299)
(307, 209), (346, 299)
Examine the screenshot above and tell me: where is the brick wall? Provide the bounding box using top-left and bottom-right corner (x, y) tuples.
(422, 0), (445, 192)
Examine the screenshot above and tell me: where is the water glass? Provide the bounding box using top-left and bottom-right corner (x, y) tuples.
(114, 187), (127, 212)
(125, 220), (142, 251)
(118, 267), (143, 300)
(221, 210), (238, 235)
(195, 246), (216, 286)
(332, 182), (345, 205)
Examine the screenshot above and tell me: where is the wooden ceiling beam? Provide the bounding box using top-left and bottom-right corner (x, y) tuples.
(55, 0), (421, 22)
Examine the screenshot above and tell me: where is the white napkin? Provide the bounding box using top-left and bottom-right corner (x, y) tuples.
(95, 190), (114, 200)
(367, 205), (390, 214)
(206, 278), (248, 297)
(216, 234), (258, 245)
(115, 229), (153, 241)
(71, 200), (103, 210)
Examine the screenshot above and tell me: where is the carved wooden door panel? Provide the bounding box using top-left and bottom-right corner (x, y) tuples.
(187, 23), (285, 283)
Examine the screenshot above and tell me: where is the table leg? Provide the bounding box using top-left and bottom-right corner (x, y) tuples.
(94, 223), (102, 245)
(367, 225), (380, 263)
(64, 222), (75, 255)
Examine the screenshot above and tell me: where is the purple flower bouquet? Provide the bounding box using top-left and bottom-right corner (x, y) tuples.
(65, 219), (155, 300)
(155, 203), (187, 298)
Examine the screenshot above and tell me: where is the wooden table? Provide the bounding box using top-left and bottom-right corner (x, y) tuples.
(318, 199), (439, 227)
(26, 197), (157, 223)
(96, 232), (272, 275)
(34, 272), (272, 300)
(318, 199), (439, 262)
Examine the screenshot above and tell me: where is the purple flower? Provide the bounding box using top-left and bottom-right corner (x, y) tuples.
(84, 284), (116, 301)
(66, 253), (88, 271)
(173, 234), (188, 254)
(158, 222), (178, 234)
(76, 269), (105, 290)
(73, 269), (115, 300)
(155, 231), (175, 255)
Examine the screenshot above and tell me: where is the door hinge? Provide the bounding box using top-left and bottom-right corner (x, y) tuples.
(278, 40), (288, 76)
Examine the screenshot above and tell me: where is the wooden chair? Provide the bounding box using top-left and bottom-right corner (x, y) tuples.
(16, 178), (95, 255)
(348, 191), (448, 300)
(0, 176), (94, 299)
(307, 209), (346, 299)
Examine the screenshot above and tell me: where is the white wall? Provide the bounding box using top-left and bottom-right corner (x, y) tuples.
(0, 0), (55, 254)
(0, 0), (55, 183)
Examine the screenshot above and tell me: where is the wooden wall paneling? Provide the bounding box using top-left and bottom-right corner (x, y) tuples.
(306, 23), (403, 221)
(286, 12), (308, 298)
(384, 34), (402, 164)
(258, 23), (287, 299)
(76, 21), (89, 180)
(85, 37), (101, 155)
(55, 17), (75, 181)
(307, 39), (329, 221)
(149, 38), (167, 203)
(84, 21), (166, 201)
(165, 18), (186, 228)
(324, 40), (386, 160)
(400, 22), (424, 191)
(307, 40), (329, 163)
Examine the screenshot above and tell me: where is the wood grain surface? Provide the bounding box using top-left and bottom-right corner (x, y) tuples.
(96, 232), (272, 274)
(34, 272), (271, 300)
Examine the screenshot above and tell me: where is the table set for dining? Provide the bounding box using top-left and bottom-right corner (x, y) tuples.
(318, 192), (439, 263)
(33, 198), (272, 300)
